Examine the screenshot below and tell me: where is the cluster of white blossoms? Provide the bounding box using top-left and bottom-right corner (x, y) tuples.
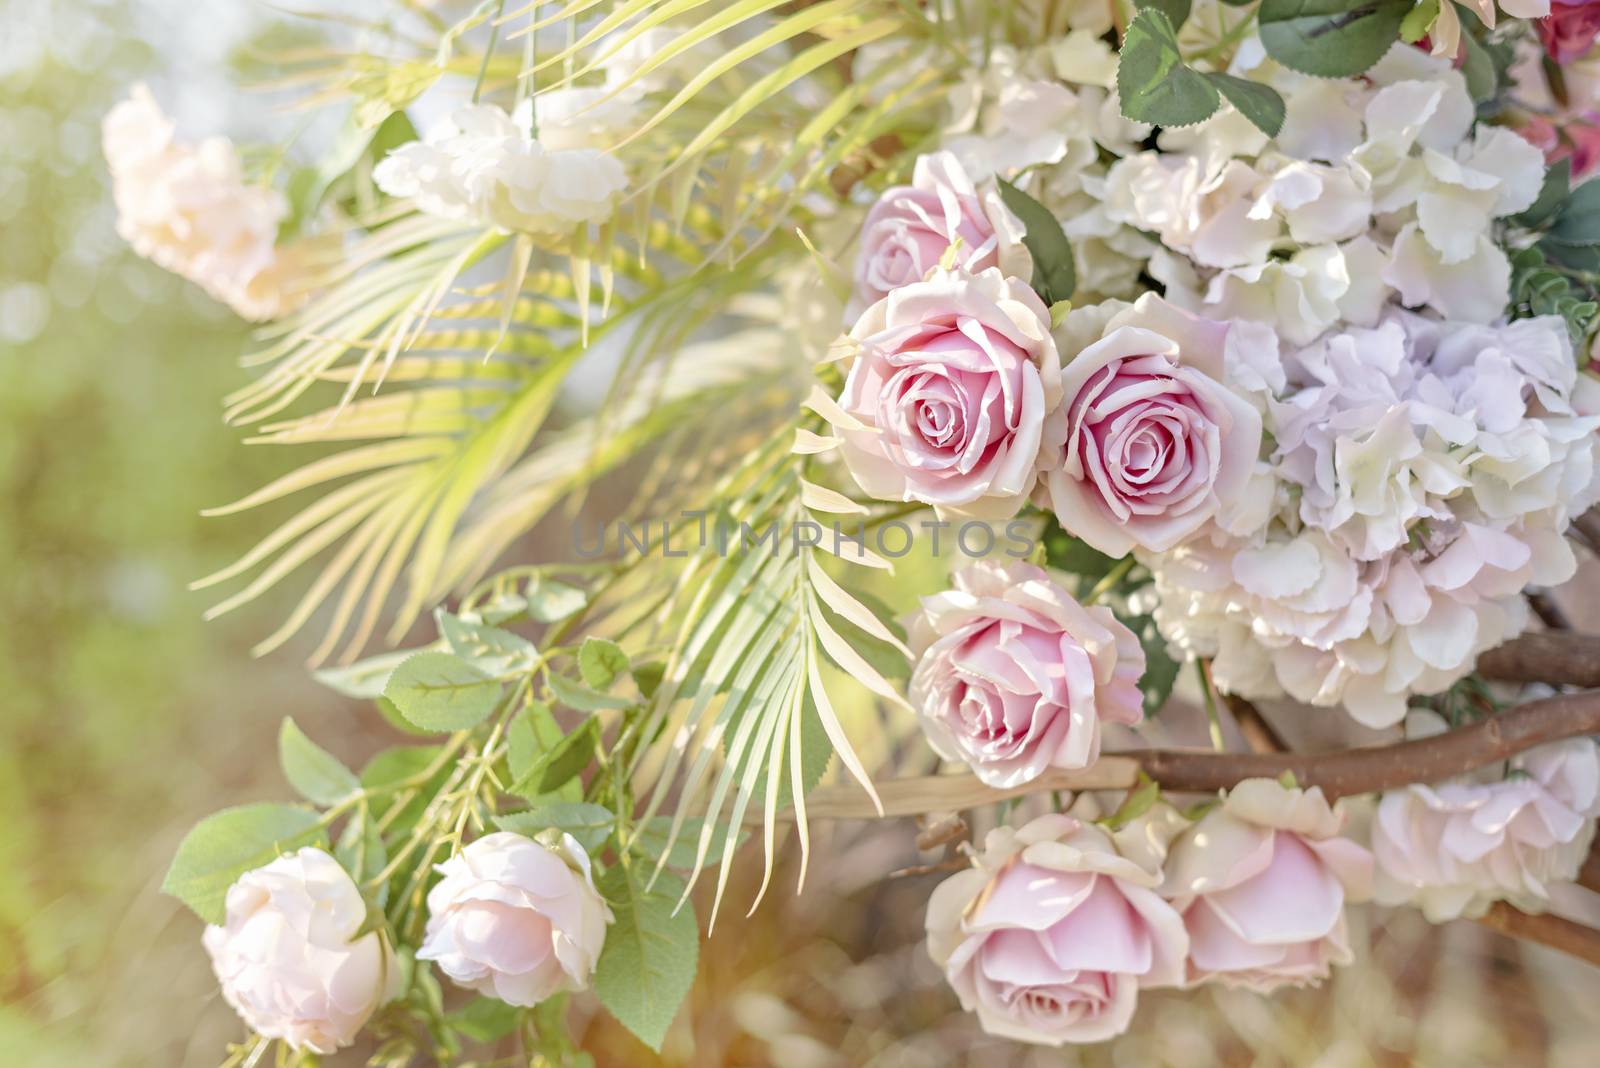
(373, 98), (628, 235)
(1110, 44), (1549, 337)
(1075, 43), (1600, 728)
(102, 85), (306, 321)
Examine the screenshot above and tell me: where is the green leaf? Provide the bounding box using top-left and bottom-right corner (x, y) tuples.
(162, 804), (325, 924)
(1103, 772), (1160, 830)
(1513, 159), (1572, 230)
(578, 637), (630, 690)
(361, 745), (448, 836)
(1041, 516), (1123, 589)
(312, 649), (418, 699)
(593, 865), (700, 1052)
(384, 651), (503, 731)
(1117, 10), (1221, 129)
(1399, 0), (1438, 42)
(436, 609), (539, 677)
(996, 179), (1076, 305)
(448, 996), (523, 1043)
(278, 718), (360, 805)
(496, 802), (616, 852)
(524, 576), (589, 623)
(1126, 612), (1183, 717)
(1136, 0), (1192, 30)
(509, 717), (600, 796)
(1459, 24), (1497, 103)
(550, 672), (633, 712)
(335, 809), (390, 908)
(1548, 178), (1600, 247)
(1208, 74), (1286, 138)
(1258, 0), (1411, 78)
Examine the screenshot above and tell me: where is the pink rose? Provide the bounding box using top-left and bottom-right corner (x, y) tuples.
(1160, 780), (1372, 993)
(1038, 295), (1263, 555)
(926, 813), (1188, 1045)
(1373, 739), (1600, 921)
(1541, 0), (1600, 64)
(850, 150), (1030, 319)
(832, 266), (1061, 517)
(908, 561), (1145, 787)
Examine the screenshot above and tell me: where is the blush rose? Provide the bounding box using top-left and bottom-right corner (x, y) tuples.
(925, 813), (1189, 1045)
(907, 560), (1145, 787)
(1037, 294), (1263, 555)
(832, 266), (1061, 518)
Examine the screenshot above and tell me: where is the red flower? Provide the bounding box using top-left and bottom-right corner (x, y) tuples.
(1540, 0), (1600, 65)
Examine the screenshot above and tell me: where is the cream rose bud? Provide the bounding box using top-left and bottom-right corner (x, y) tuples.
(926, 813), (1188, 1046)
(833, 266), (1061, 518)
(1160, 779), (1373, 993)
(418, 831), (611, 1006)
(908, 561), (1145, 787)
(202, 848), (398, 1054)
(849, 151), (1030, 319)
(1038, 294), (1263, 555)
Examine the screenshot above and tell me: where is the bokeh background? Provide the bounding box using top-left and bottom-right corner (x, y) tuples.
(4, 3), (1600, 1066)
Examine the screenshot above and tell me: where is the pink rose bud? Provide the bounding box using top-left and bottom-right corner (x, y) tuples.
(203, 848), (399, 1053)
(850, 150), (1030, 320)
(1160, 779), (1373, 993)
(832, 266), (1061, 518)
(418, 831), (612, 1006)
(1038, 294), (1263, 555)
(908, 561), (1145, 787)
(926, 813), (1189, 1045)
(1540, 0), (1600, 65)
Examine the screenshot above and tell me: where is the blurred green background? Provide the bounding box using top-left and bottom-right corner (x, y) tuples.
(5, 4), (1600, 1066)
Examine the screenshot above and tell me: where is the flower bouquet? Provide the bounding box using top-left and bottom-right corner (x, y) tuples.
(109, 0), (1600, 1061)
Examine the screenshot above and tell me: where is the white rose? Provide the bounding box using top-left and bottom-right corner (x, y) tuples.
(418, 831), (612, 1006)
(202, 848), (398, 1053)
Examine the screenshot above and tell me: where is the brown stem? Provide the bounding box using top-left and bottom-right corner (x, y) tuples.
(1478, 632), (1600, 689)
(797, 690), (1600, 820)
(1224, 694), (1288, 756)
(1572, 506), (1600, 555)
(1474, 902), (1600, 968)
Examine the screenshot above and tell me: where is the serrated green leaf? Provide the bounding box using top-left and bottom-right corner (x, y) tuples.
(996, 178), (1076, 305)
(162, 804), (325, 924)
(1136, 0), (1192, 29)
(550, 672), (632, 712)
(593, 865), (699, 1052)
(1118, 10), (1222, 129)
(436, 609), (539, 677)
(384, 651), (503, 731)
(579, 637), (630, 690)
(1208, 73), (1286, 138)
(509, 717), (600, 796)
(496, 802), (616, 852)
(1548, 178), (1600, 247)
(278, 718), (360, 805)
(1258, 0), (1410, 79)
(524, 576), (589, 623)
(313, 649), (418, 699)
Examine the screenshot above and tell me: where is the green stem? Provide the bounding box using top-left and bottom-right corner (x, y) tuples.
(1085, 556), (1137, 604)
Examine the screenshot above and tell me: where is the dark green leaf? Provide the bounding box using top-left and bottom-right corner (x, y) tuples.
(361, 745), (449, 835)
(335, 809), (389, 908)
(996, 179), (1076, 304)
(1126, 612), (1183, 717)
(384, 651), (503, 731)
(1136, 0), (1192, 29)
(1513, 159), (1571, 230)
(593, 865), (699, 1052)
(1258, 0), (1411, 78)
(578, 637), (630, 690)
(162, 804), (325, 924)
(1117, 10), (1222, 129)
(510, 717), (600, 795)
(278, 718), (360, 805)
(1548, 178), (1600, 247)
(1208, 74), (1286, 138)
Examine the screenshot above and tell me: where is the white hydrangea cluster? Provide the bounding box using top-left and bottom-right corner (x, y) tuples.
(1106, 44), (1548, 340)
(374, 100), (627, 235)
(922, 28), (1155, 302)
(1145, 308), (1600, 727)
(102, 84), (305, 321)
